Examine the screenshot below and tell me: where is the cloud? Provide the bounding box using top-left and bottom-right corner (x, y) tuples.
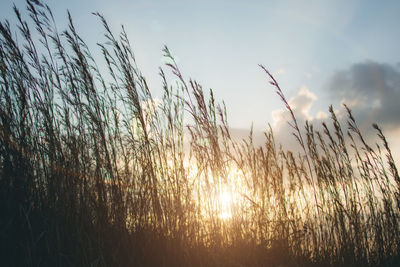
(273, 61), (400, 136)
(269, 61), (400, 164)
(271, 86), (323, 151)
(327, 61), (400, 130)
(272, 86), (317, 130)
(272, 61), (400, 132)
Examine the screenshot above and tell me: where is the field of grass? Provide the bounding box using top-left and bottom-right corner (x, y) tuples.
(1, 1), (400, 266)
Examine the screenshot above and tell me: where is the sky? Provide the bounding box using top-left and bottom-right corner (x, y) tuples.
(1, 0), (400, 160)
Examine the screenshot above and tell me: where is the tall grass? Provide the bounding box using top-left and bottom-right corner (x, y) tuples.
(1, 1), (400, 266)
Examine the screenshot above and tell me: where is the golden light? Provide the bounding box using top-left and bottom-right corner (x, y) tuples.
(218, 188), (233, 219)
(185, 162), (249, 223)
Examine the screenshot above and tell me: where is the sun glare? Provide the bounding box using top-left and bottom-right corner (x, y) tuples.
(219, 189), (233, 219)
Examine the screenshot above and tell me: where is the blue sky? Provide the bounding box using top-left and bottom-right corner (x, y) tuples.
(1, 0), (400, 143)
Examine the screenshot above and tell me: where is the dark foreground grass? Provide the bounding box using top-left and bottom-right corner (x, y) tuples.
(1, 1), (400, 266)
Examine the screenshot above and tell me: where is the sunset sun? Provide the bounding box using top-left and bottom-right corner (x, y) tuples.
(218, 188), (233, 219)
(2, 0), (400, 266)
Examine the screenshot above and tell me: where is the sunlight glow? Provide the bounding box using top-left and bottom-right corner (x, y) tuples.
(219, 189), (233, 219)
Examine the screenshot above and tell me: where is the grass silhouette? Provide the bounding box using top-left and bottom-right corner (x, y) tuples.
(1, 1), (400, 266)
